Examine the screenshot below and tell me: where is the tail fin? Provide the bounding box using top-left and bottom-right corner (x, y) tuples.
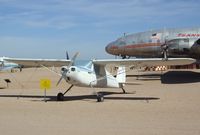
(116, 66), (126, 83)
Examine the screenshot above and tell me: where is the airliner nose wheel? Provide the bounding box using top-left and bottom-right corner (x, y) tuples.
(97, 93), (104, 102)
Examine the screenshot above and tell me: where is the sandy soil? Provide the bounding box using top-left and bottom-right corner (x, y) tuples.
(0, 68), (200, 135)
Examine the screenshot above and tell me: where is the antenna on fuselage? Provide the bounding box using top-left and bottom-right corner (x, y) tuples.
(124, 33), (126, 37)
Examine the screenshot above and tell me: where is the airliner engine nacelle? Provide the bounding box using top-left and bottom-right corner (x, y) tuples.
(190, 39), (200, 59)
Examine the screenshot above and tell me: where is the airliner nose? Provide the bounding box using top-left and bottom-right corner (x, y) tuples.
(105, 42), (115, 54)
(105, 44), (111, 54)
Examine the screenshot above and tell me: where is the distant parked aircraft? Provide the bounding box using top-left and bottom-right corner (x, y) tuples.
(0, 57), (20, 71)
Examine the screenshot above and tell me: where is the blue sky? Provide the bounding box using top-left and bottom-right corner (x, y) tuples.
(0, 0), (200, 59)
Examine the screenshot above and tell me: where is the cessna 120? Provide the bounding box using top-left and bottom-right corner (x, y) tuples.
(106, 27), (200, 59)
(4, 53), (195, 102)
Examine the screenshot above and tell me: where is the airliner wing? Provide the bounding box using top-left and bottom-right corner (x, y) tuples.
(4, 57), (70, 67)
(92, 58), (196, 67)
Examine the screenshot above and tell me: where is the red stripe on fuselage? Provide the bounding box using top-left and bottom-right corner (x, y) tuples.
(124, 43), (162, 49)
(110, 46), (118, 49)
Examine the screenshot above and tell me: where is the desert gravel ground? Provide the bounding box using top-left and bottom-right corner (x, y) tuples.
(0, 68), (200, 135)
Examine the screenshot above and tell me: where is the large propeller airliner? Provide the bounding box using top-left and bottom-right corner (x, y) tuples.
(106, 27), (200, 60)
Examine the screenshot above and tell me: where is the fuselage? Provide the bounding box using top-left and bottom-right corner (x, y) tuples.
(0, 57), (19, 71)
(62, 66), (120, 88)
(106, 27), (200, 59)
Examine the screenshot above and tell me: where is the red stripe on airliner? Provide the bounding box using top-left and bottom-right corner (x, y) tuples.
(124, 43), (162, 49)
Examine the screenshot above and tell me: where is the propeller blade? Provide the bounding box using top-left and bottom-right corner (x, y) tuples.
(71, 52), (79, 62)
(56, 76), (64, 86)
(57, 52), (79, 86)
(69, 52), (79, 67)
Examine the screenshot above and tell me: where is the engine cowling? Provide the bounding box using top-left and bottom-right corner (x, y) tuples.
(190, 38), (200, 59)
(166, 38), (191, 57)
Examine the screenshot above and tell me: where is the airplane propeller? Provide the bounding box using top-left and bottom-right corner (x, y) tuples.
(56, 69), (67, 86)
(56, 52), (79, 86)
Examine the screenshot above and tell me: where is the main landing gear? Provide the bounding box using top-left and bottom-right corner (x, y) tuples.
(161, 43), (169, 60)
(57, 92), (64, 101)
(57, 84), (104, 102)
(57, 85), (74, 101)
(96, 93), (104, 102)
(122, 87), (126, 94)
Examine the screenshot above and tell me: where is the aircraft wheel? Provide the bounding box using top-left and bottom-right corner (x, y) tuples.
(57, 92), (64, 101)
(97, 93), (104, 102)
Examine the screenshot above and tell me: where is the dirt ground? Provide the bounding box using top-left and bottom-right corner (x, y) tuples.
(0, 68), (200, 135)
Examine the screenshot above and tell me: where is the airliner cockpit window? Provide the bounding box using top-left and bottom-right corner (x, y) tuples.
(118, 41), (126, 46)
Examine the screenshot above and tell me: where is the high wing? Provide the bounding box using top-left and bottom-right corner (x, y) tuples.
(92, 58), (196, 67)
(4, 57), (71, 67)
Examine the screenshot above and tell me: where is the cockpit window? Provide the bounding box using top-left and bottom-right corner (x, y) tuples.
(116, 38), (126, 46)
(71, 67), (76, 72)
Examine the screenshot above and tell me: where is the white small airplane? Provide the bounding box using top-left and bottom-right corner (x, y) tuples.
(0, 57), (22, 71)
(4, 54), (195, 102)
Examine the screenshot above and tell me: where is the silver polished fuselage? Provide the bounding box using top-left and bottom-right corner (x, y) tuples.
(106, 28), (200, 59)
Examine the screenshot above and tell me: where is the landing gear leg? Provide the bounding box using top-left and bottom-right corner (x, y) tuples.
(57, 85), (74, 101)
(122, 87), (126, 94)
(90, 83), (104, 102)
(161, 44), (168, 60)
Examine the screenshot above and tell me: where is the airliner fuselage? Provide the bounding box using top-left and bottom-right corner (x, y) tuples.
(106, 28), (200, 59)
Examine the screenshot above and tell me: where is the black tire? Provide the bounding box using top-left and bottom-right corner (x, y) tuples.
(97, 94), (104, 102)
(57, 92), (64, 101)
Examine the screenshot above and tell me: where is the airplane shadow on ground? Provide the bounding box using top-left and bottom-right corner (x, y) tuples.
(161, 71), (200, 84)
(127, 74), (161, 81)
(127, 71), (200, 84)
(0, 91), (160, 102)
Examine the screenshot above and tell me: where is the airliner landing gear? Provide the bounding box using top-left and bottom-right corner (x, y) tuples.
(161, 44), (169, 60)
(57, 85), (74, 101)
(97, 93), (104, 102)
